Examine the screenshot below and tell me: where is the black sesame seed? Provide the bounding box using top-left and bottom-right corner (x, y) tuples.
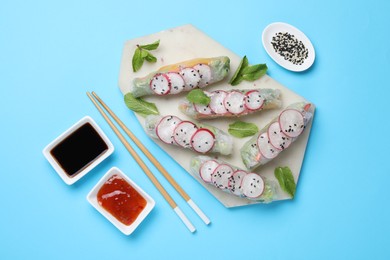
(271, 32), (308, 65)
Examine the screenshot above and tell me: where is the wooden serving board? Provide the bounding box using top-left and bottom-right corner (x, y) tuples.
(118, 24), (314, 208)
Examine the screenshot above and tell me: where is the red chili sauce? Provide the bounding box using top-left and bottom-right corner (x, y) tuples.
(97, 174), (147, 226)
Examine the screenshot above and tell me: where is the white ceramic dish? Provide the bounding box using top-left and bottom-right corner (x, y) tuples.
(262, 22), (315, 72)
(42, 116), (114, 185)
(87, 167), (155, 235)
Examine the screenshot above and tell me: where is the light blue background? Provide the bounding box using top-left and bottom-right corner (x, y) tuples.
(1, 0), (389, 259)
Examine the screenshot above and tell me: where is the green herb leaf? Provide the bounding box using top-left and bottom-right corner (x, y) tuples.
(132, 40), (160, 72)
(229, 56), (267, 86)
(274, 166), (296, 198)
(140, 49), (149, 58)
(132, 48), (144, 72)
(229, 56), (249, 86)
(144, 52), (157, 63)
(228, 121), (259, 138)
(241, 64), (268, 81)
(124, 93), (159, 117)
(139, 40), (160, 51)
(186, 89), (211, 105)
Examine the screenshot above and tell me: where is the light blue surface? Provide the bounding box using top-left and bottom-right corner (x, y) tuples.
(1, 0), (389, 259)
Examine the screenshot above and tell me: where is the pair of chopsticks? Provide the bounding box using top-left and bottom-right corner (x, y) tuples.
(87, 91), (210, 233)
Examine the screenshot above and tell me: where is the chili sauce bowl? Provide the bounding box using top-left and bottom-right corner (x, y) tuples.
(87, 167), (155, 235)
(43, 116), (114, 185)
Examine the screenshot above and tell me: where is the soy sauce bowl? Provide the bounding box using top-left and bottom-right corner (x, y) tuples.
(87, 167), (155, 235)
(43, 116), (114, 185)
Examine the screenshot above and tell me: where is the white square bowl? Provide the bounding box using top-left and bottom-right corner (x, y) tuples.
(87, 167), (155, 235)
(42, 116), (114, 185)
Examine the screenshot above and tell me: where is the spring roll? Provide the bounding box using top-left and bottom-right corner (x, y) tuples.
(144, 115), (233, 155)
(130, 56), (230, 97)
(190, 156), (277, 203)
(241, 102), (314, 171)
(179, 88), (282, 120)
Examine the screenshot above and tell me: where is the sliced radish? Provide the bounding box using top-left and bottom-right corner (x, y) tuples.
(173, 121), (198, 148)
(268, 122), (292, 150)
(244, 90), (264, 111)
(209, 90), (228, 114)
(150, 73), (170, 95)
(199, 160), (219, 183)
(279, 109), (305, 138)
(211, 164), (234, 190)
(241, 173), (265, 198)
(166, 72), (185, 94)
(156, 115), (182, 144)
(193, 63), (212, 88)
(257, 132), (280, 159)
(193, 91), (213, 115)
(180, 67), (201, 91)
(194, 103), (213, 115)
(228, 170), (247, 196)
(223, 91), (246, 115)
(190, 129), (215, 153)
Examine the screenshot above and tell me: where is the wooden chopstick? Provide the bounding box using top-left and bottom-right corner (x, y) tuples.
(91, 91), (210, 225)
(86, 92), (196, 233)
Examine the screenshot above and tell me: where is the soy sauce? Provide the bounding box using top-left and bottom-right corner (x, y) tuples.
(50, 123), (108, 177)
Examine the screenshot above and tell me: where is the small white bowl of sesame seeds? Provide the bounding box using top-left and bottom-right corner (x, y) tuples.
(262, 22), (315, 72)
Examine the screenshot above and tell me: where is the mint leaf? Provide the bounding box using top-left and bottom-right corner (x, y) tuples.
(139, 40), (160, 51)
(229, 56), (249, 86)
(140, 49), (149, 58)
(145, 52), (157, 63)
(124, 93), (159, 117)
(132, 40), (160, 72)
(228, 121), (259, 138)
(141, 49), (157, 63)
(229, 56), (267, 85)
(132, 48), (144, 72)
(186, 89), (211, 105)
(274, 166), (296, 198)
(241, 64), (268, 81)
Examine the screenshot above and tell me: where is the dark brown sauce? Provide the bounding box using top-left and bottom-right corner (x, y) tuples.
(97, 174), (147, 226)
(50, 122), (108, 177)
